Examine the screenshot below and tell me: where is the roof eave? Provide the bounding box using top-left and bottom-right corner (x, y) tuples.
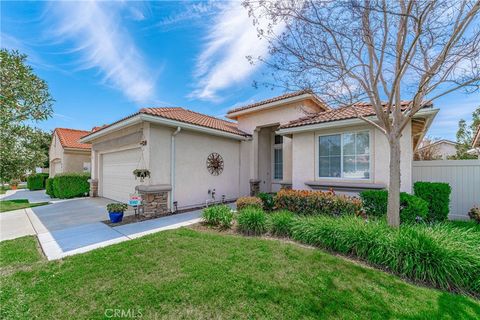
(277, 108), (439, 135)
(226, 93), (328, 119)
(80, 113), (249, 143)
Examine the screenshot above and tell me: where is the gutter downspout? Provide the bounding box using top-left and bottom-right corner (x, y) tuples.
(170, 127), (182, 210)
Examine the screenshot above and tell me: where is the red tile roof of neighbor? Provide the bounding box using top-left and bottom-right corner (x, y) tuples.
(140, 107), (249, 136)
(226, 89), (329, 114)
(54, 128), (91, 149)
(279, 101), (433, 129)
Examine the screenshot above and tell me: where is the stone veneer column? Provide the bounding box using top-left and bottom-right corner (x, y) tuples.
(89, 179), (98, 197)
(249, 179), (260, 196)
(135, 184), (172, 217)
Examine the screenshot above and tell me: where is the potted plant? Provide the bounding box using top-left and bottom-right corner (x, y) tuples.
(106, 203), (128, 223)
(9, 179), (20, 190)
(133, 169), (150, 182)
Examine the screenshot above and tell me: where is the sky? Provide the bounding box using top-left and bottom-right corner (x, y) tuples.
(1, 0), (478, 141)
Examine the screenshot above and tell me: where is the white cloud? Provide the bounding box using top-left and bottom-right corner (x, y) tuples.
(190, 1), (285, 101)
(46, 1), (155, 103)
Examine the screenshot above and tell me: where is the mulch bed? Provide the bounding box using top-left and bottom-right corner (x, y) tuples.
(102, 212), (173, 227)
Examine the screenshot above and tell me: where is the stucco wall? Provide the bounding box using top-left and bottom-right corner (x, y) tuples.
(49, 133), (64, 177)
(63, 151), (91, 173)
(236, 100), (323, 134)
(171, 130), (243, 209)
(291, 121), (413, 193)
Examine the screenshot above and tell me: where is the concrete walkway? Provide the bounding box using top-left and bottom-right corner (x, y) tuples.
(0, 209), (36, 241)
(0, 189), (52, 203)
(38, 210), (202, 260)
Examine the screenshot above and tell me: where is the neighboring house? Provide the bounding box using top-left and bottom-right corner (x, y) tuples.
(415, 139), (458, 160)
(468, 125), (480, 158)
(80, 91), (438, 212)
(49, 128), (92, 177)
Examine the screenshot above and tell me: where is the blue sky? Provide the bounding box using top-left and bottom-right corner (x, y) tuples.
(1, 1), (478, 140)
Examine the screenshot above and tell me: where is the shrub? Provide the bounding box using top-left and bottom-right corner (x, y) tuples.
(258, 192), (276, 211)
(202, 205), (233, 229)
(45, 178), (55, 197)
(106, 203), (128, 213)
(269, 210), (296, 237)
(26, 173), (48, 191)
(400, 193), (428, 223)
(237, 207), (267, 236)
(414, 182), (451, 222)
(291, 215), (480, 295)
(275, 189), (362, 216)
(468, 207), (480, 224)
(236, 196), (263, 211)
(52, 173), (90, 199)
(360, 190), (428, 223)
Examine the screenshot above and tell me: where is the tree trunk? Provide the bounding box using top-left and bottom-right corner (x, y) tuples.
(387, 137), (401, 227)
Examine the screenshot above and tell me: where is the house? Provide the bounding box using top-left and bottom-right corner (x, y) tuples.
(415, 139), (458, 160)
(49, 128), (92, 177)
(80, 91), (438, 213)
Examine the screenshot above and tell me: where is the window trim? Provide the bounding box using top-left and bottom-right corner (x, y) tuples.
(316, 130), (372, 181)
(272, 134), (283, 182)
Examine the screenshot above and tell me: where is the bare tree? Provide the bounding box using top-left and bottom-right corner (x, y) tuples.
(414, 137), (441, 160)
(244, 0), (480, 226)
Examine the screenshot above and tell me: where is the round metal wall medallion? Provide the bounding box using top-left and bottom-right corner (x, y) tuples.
(206, 152), (224, 176)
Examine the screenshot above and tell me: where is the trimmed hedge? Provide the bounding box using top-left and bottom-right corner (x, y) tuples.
(414, 182), (451, 222)
(275, 189), (362, 216)
(26, 173), (48, 191)
(45, 178), (55, 197)
(236, 196), (263, 211)
(52, 173), (90, 199)
(291, 216), (480, 296)
(360, 190), (428, 223)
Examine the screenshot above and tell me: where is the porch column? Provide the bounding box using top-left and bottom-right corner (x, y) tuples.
(249, 128), (260, 196)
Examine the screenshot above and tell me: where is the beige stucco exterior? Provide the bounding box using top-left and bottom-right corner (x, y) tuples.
(49, 132), (91, 177)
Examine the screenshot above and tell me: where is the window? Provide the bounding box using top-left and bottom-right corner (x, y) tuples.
(318, 131), (370, 179)
(273, 135), (283, 180)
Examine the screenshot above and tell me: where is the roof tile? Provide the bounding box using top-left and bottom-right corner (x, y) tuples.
(55, 128), (91, 149)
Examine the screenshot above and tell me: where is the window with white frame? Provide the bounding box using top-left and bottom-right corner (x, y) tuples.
(318, 131), (370, 179)
(273, 135), (283, 180)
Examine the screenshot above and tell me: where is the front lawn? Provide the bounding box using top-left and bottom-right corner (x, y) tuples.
(0, 236), (43, 268)
(1, 228), (479, 319)
(0, 185), (25, 195)
(0, 199), (49, 213)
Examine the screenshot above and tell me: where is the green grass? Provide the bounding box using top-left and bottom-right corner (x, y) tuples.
(0, 185), (26, 195)
(1, 228), (479, 319)
(0, 199), (49, 213)
(0, 236), (43, 268)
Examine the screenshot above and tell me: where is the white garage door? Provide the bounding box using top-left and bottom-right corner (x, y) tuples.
(101, 148), (140, 202)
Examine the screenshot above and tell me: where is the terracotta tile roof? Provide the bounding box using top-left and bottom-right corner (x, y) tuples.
(279, 101), (432, 129)
(140, 107), (249, 136)
(227, 90), (328, 115)
(55, 128), (91, 149)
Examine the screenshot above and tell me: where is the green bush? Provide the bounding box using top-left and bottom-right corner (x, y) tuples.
(414, 182), (451, 222)
(360, 190), (428, 223)
(258, 192), (276, 211)
(236, 196), (263, 211)
(291, 215), (480, 295)
(26, 173), (48, 191)
(52, 173), (90, 199)
(45, 178), (55, 197)
(269, 210), (296, 237)
(202, 205), (233, 229)
(237, 207), (267, 236)
(106, 203), (128, 213)
(275, 189), (362, 216)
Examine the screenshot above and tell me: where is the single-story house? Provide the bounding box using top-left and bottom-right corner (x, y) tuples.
(49, 128), (92, 177)
(80, 90), (438, 213)
(415, 139), (458, 160)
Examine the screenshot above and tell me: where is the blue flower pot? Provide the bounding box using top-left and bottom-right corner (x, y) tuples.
(109, 211), (124, 223)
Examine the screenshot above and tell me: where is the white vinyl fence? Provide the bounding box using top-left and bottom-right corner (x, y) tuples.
(412, 160), (480, 220)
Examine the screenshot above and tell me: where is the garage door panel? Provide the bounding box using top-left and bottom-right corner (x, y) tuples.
(101, 148), (140, 202)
